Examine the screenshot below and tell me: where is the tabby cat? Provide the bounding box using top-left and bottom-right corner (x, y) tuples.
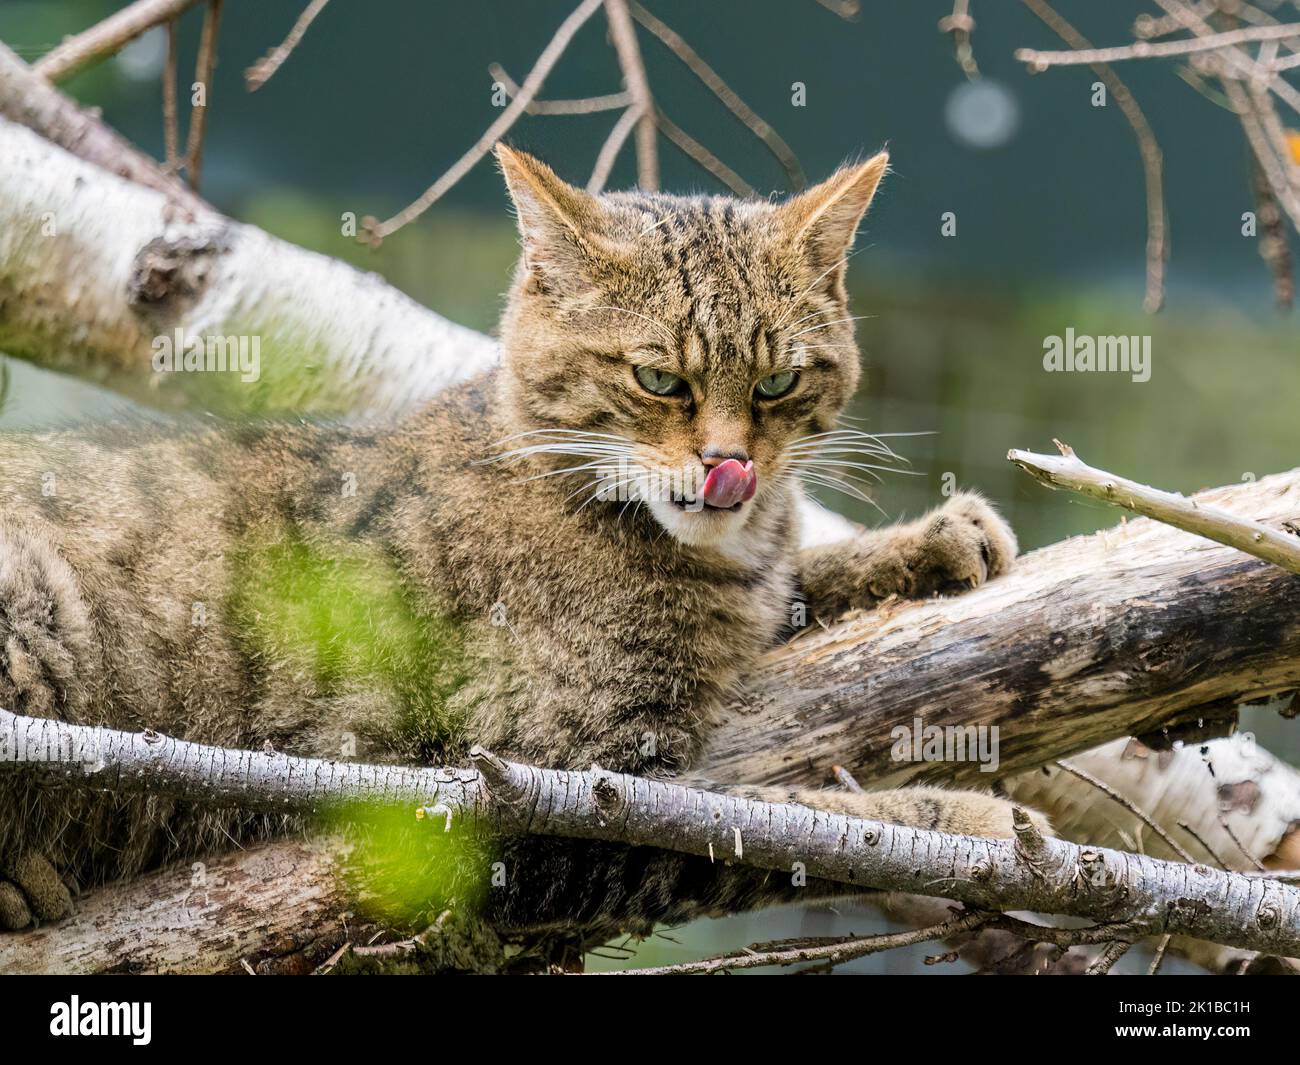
(0, 146), (1041, 945)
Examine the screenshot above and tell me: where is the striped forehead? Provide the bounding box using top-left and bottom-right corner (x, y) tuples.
(618, 193), (787, 370)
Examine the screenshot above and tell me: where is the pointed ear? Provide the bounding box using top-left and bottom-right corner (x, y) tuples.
(776, 150), (889, 283)
(496, 144), (619, 286)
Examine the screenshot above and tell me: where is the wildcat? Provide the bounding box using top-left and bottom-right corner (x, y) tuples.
(0, 146), (1039, 946)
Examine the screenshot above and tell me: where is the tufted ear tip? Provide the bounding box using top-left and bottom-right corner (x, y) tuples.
(777, 149), (891, 273)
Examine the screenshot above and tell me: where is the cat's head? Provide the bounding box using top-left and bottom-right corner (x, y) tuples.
(494, 145), (888, 549)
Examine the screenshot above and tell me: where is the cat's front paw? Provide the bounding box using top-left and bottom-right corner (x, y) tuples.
(885, 492), (1017, 599)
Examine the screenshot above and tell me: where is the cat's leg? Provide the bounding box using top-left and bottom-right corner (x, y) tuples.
(0, 526), (96, 929)
(796, 491), (1017, 620)
(723, 782), (1049, 838)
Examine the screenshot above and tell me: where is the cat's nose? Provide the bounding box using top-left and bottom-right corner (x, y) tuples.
(701, 448), (750, 468)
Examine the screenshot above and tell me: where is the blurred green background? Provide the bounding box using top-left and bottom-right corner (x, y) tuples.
(1, 0), (1296, 973)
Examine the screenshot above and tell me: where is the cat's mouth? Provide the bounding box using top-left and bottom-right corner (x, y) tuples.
(669, 458), (757, 513)
(670, 498), (745, 513)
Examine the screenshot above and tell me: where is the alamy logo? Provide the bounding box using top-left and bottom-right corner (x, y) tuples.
(890, 717), (999, 773)
(151, 326), (261, 382)
(50, 997), (152, 1045)
(1042, 328), (1151, 383)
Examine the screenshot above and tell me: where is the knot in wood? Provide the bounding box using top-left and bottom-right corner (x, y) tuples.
(592, 774), (621, 811)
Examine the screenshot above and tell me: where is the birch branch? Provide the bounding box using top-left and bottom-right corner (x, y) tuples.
(5, 709), (1300, 960)
(0, 114), (497, 416)
(33, 0), (204, 84)
(1009, 441), (1300, 576)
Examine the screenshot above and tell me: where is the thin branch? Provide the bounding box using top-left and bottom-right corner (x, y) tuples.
(1225, 76), (1300, 231)
(1008, 440), (1300, 575)
(6, 709), (1300, 957)
(1148, 933), (1172, 974)
(1177, 821), (1232, 870)
(938, 0), (979, 78)
(1153, 0), (1300, 119)
(605, 911), (994, 974)
(366, 0), (606, 243)
(1134, 3), (1218, 41)
(1015, 22), (1300, 68)
(1054, 759), (1197, 863)
(628, 1), (805, 190)
(588, 105), (644, 193)
(1249, 149), (1296, 309)
(602, 0), (658, 190)
(655, 108), (754, 196)
(184, 0), (223, 192)
(162, 19), (179, 170)
(488, 64), (631, 114)
(33, 0), (202, 83)
(245, 0), (332, 93)
(1020, 0), (1167, 313)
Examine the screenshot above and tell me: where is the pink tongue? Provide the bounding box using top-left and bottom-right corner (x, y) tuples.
(700, 459), (757, 509)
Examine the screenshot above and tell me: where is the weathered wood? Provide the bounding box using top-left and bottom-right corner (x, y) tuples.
(696, 467), (1300, 790)
(1, 836), (349, 975)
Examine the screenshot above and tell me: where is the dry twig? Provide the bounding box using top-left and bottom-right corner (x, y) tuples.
(34, 0), (202, 83)
(1008, 440), (1300, 576)
(245, 0), (332, 93)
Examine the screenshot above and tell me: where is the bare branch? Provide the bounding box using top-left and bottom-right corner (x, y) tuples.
(628, 1), (805, 190)
(655, 108), (754, 196)
(813, 0), (860, 20)
(588, 105), (644, 193)
(184, 0), (223, 192)
(33, 0), (202, 83)
(6, 710), (1300, 960)
(366, 0), (606, 242)
(1054, 759), (1196, 863)
(602, 0), (658, 190)
(938, 0), (979, 78)
(607, 911), (994, 974)
(1016, 22), (1300, 68)
(245, 0), (332, 93)
(487, 64), (631, 114)
(1020, 0), (1167, 313)
(1085, 939), (1133, 974)
(1008, 441), (1300, 576)
(0, 41), (204, 213)
(162, 19), (180, 170)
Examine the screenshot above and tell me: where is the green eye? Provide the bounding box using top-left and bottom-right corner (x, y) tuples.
(755, 370), (798, 399)
(635, 366), (687, 396)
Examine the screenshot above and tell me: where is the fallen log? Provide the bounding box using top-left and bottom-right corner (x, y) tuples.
(698, 465), (1300, 789)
